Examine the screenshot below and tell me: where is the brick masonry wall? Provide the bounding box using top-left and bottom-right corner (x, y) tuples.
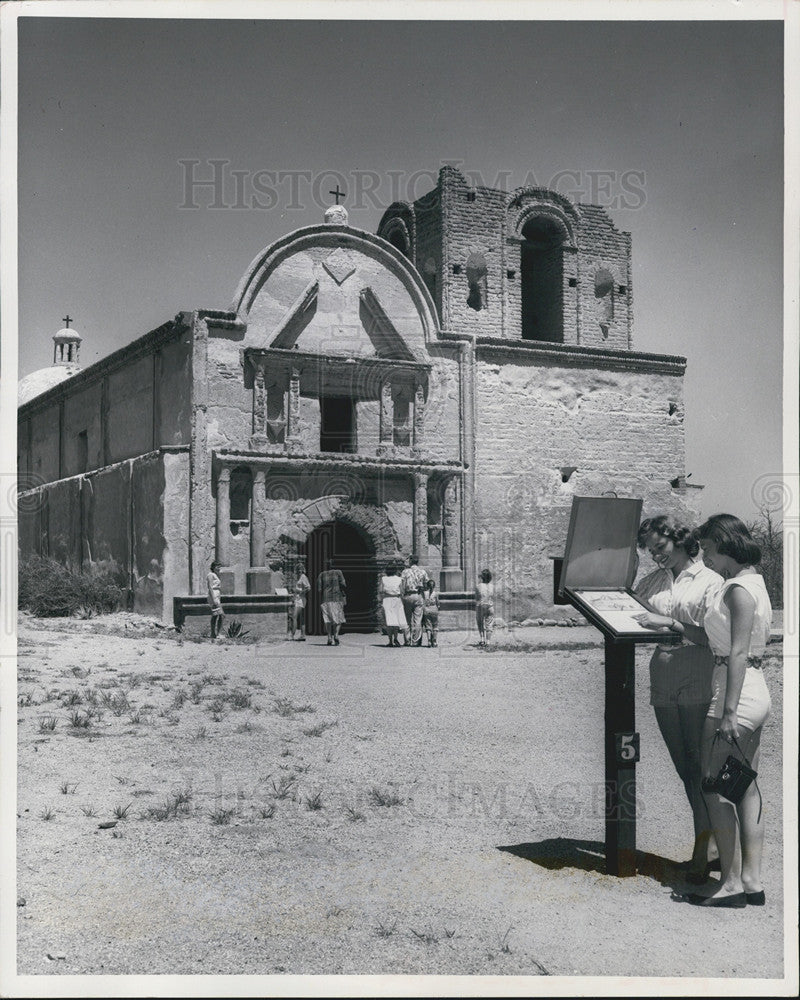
(472, 356), (697, 620)
(575, 205), (632, 350)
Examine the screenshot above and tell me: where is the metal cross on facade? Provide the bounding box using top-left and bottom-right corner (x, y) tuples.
(329, 185), (346, 206)
(62, 315), (73, 328)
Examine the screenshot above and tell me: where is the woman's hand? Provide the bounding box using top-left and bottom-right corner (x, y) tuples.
(633, 611), (675, 631)
(717, 713), (741, 744)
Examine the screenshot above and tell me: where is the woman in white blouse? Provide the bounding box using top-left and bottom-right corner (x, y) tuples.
(633, 515), (723, 882)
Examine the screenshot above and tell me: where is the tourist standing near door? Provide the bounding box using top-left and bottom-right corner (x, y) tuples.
(401, 555), (429, 647)
(317, 558), (346, 646)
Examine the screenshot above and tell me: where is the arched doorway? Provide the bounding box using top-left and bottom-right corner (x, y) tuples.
(302, 520), (378, 634)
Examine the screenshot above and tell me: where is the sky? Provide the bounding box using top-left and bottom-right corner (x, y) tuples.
(13, 9), (788, 520)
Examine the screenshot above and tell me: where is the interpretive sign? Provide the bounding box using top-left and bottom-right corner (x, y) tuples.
(558, 496), (679, 876)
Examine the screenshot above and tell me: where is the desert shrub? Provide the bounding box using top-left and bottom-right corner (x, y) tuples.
(19, 556), (125, 618)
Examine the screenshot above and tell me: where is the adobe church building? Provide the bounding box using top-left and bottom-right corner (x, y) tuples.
(18, 166), (699, 631)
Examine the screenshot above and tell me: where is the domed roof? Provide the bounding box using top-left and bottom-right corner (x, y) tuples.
(18, 364), (81, 406)
(53, 326), (82, 342)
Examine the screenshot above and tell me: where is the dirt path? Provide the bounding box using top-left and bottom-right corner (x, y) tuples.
(13, 614), (787, 982)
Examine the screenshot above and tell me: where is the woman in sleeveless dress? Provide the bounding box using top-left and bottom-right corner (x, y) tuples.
(636, 514), (772, 906)
(682, 514), (772, 907)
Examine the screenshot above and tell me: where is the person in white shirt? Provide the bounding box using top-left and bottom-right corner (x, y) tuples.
(633, 515), (723, 882)
(291, 560), (311, 641)
(206, 561), (224, 640)
(689, 514), (771, 908)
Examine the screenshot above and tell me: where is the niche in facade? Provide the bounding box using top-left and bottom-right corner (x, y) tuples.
(521, 217), (564, 342)
(466, 252), (488, 311)
(594, 268), (615, 339)
(230, 466), (253, 534)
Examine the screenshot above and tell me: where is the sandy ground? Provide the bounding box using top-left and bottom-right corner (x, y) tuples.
(12, 612), (787, 983)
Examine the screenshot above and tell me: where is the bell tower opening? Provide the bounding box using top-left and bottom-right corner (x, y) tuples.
(521, 217), (564, 342)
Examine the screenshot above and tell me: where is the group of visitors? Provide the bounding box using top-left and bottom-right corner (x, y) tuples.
(633, 513), (772, 909)
(378, 555), (440, 647)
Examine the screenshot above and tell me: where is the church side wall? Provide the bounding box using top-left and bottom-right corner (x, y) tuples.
(63, 382), (103, 478)
(29, 405), (60, 484)
(17, 450), (189, 622)
(158, 336), (193, 446)
(472, 356), (697, 621)
(107, 357), (154, 464)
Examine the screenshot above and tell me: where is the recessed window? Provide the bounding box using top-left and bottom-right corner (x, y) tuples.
(320, 397), (356, 453)
(77, 430), (88, 474)
(230, 465), (253, 531)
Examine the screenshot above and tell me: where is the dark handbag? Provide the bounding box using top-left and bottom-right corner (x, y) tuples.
(702, 733), (762, 820)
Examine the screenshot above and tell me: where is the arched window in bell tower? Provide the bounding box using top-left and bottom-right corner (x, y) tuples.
(387, 226), (410, 259)
(521, 217), (564, 342)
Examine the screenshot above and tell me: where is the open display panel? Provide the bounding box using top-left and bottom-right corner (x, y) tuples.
(558, 496), (680, 644)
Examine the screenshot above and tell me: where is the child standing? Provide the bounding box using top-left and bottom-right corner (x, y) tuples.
(422, 579), (440, 647)
(207, 560), (225, 640)
(475, 568), (495, 647)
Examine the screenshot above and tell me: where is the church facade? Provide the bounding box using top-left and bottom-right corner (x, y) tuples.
(18, 166), (697, 628)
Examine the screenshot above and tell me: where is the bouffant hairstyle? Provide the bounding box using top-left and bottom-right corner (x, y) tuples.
(697, 514), (761, 566)
(480, 568), (493, 583)
(636, 514), (700, 557)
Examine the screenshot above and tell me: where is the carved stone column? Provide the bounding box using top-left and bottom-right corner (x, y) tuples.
(252, 366), (267, 440)
(215, 467), (235, 594)
(286, 367), (302, 453)
(412, 380), (425, 456)
(378, 377), (394, 456)
(413, 471), (428, 564)
(247, 468), (270, 594)
(440, 475), (463, 591)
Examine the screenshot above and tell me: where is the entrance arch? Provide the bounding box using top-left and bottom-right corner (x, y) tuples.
(303, 520), (378, 634)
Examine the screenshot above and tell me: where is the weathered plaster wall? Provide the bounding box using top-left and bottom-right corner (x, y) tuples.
(62, 382), (103, 477)
(17, 451), (187, 621)
(29, 406), (60, 483)
(107, 356), (154, 464)
(158, 335), (193, 446)
(159, 451), (191, 620)
(472, 356), (696, 620)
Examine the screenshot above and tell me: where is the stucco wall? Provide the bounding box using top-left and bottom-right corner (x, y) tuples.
(29, 405), (60, 483)
(107, 355), (154, 464)
(18, 450), (189, 621)
(62, 381), (103, 478)
(158, 335), (193, 446)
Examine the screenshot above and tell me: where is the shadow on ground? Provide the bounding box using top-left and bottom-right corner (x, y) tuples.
(498, 837), (689, 889)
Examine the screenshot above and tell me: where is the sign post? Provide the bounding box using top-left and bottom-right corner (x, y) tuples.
(558, 496), (680, 877)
